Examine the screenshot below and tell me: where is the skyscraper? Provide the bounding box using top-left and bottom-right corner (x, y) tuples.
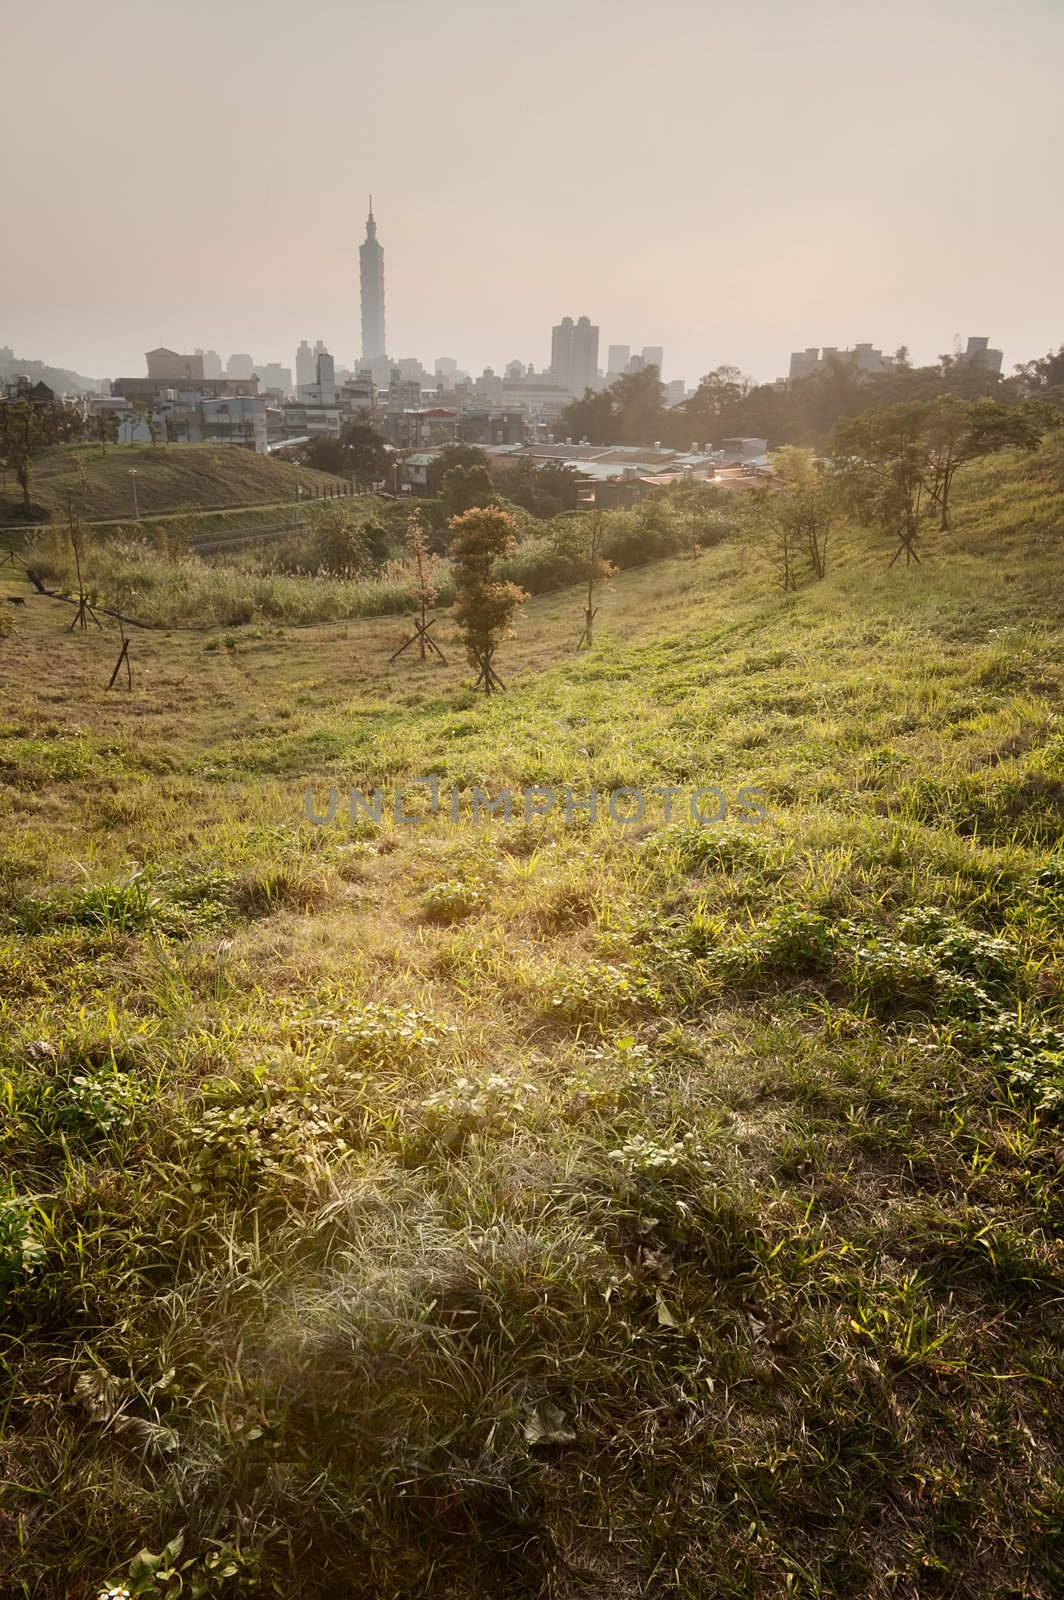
(359, 198), (386, 362)
(551, 315), (599, 395)
(295, 340), (315, 393)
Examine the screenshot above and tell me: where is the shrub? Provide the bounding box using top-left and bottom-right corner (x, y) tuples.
(420, 878), (484, 925)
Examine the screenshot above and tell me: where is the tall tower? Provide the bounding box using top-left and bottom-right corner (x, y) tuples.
(359, 197), (386, 363)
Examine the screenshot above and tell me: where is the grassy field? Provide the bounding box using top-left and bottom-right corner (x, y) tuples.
(0, 442), (351, 526)
(0, 444), (1061, 1598)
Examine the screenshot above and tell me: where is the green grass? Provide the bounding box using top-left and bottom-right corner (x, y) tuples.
(0, 441), (351, 525)
(0, 443), (1062, 1597)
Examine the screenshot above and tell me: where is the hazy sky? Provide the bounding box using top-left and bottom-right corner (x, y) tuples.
(3, 0), (1062, 386)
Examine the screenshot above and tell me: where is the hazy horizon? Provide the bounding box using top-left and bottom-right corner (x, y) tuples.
(3, 0), (1062, 387)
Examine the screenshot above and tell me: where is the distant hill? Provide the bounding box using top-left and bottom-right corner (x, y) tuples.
(0, 346), (104, 395)
(0, 440), (354, 524)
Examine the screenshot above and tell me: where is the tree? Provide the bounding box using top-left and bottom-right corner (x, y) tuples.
(449, 505), (526, 693)
(1015, 345), (1064, 401)
(53, 398), (85, 443)
(425, 443), (490, 497)
(575, 512), (614, 648)
(437, 463), (498, 524)
(341, 419), (390, 487)
(313, 503), (369, 575)
(833, 403), (928, 566)
(922, 396), (1042, 530)
(94, 409), (119, 455)
(612, 365), (666, 445)
(304, 436), (347, 475)
(762, 447), (837, 582)
(0, 400), (49, 514)
(388, 510), (447, 665)
(493, 457), (584, 518)
(556, 387), (617, 445)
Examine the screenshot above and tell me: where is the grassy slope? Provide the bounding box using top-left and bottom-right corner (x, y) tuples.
(0, 446), (1062, 1598)
(1, 442), (350, 525)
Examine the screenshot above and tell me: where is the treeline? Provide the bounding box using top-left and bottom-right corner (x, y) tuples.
(558, 343), (1064, 451)
(751, 396), (1060, 592)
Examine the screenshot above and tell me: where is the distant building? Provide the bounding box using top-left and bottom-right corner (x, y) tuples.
(474, 367), (504, 404)
(112, 375), (259, 402)
(379, 407), (457, 449)
(199, 395), (268, 452)
(227, 353), (255, 380)
(435, 357), (458, 381)
(500, 374), (574, 423)
(607, 344), (630, 377)
(295, 340), (316, 393)
(195, 348), (224, 379)
(956, 335), (1003, 375)
(254, 363), (292, 395)
(641, 345), (664, 377)
(788, 343), (892, 381)
(100, 387), (267, 451)
(459, 409), (527, 446)
(2, 375), (56, 409)
(275, 401), (345, 442)
(316, 349), (335, 402)
(146, 347), (204, 382)
(550, 315), (599, 396)
(338, 375), (375, 412)
(665, 379), (686, 406)
(720, 436), (768, 462)
(360, 198), (386, 362)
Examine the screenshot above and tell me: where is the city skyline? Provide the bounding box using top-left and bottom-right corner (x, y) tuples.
(2, 0), (1062, 385)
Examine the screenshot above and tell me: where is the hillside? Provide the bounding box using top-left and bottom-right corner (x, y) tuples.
(0, 444), (1062, 1598)
(0, 351), (102, 397)
(0, 441), (352, 526)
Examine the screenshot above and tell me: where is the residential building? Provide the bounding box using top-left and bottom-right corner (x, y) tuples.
(956, 335), (1003, 375)
(227, 353), (255, 379)
(550, 314), (599, 396)
(359, 198), (386, 362)
(112, 375), (259, 402)
(379, 407), (457, 449)
(199, 395), (268, 452)
(338, 375), (375, 412)
(274, 401), (345, 442)
(459, 409), (527, 446)
(99, 388), (267, 450)
(787, 343), (892, 381)
(473, 367), (504, 405)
